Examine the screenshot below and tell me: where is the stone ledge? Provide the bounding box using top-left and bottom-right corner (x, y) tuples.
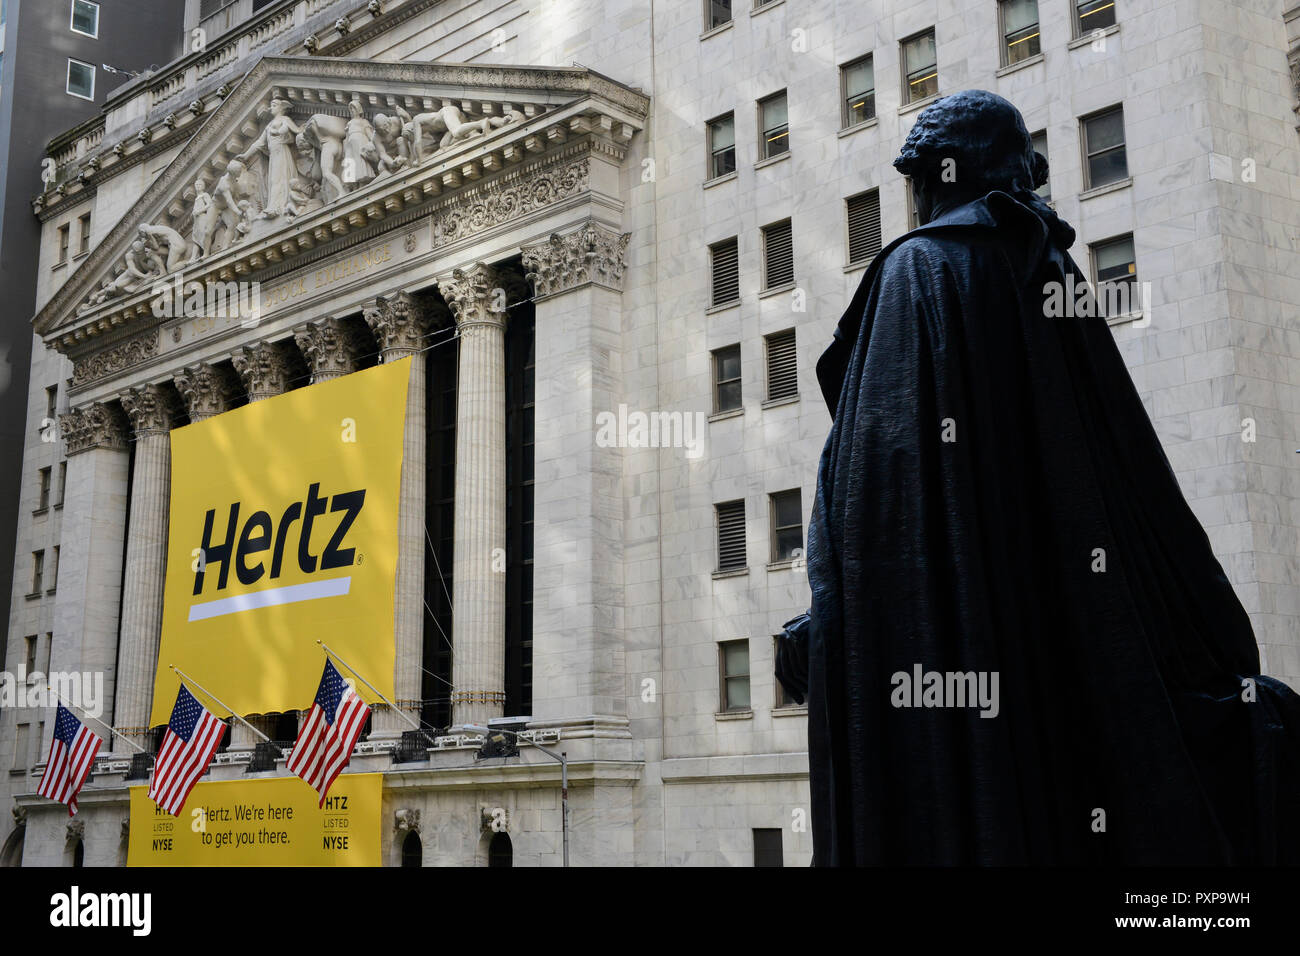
(661, 752), (809, 783)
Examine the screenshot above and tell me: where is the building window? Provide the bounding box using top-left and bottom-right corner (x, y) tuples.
(764, 328), (797, 401)
(70, 0), (99, 37)
(707, 113), (736, 179)
(901, 29), (938, 105)
(761, 219), (793, 289)
(709, 237), (740, 307)
(1074, 0), (1116, 37)
(1091, 234), (1138, 318)
(716, 500), (746, 572)
(1000, 0), (1041, 65)
(56, 225), (71, 264)
(77, 213), (92, 255)
(37, 467), (51, 511)
(841, 55), (875, 127)
(769, 489), (803, 562)
(31, 551), (44, 594)
(712, 344), (742, 413)
(24, 636), (37, 673)
(13, 725), (29, 771)
(1030, 130), (1050, 199)
(1081, 105), (1127, 189)
(754, 828), (784, 866)
(49, 546), (59, 591)
(758, 91), (788, 160)
(905, 177), (921, 230)
(773, 636), (798, 707)
(846, 189), (882, 264)
(56, 462), (67, 507)
(706, 0), (732, 30)
(719, 639), (751, 711)
(66, 59), (95, 100)
(45, 385), (58, 423)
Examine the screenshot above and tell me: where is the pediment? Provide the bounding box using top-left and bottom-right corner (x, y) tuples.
(39, 55), (648, 346)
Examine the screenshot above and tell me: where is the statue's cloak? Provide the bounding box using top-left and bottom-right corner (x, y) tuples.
(803, 190), (1300, 865)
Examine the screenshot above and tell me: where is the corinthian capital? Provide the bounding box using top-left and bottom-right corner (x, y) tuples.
(60, 402), (130, 456)
(120, 383), (182, 437)
(174, 363), (239, 422)
(439, 263), (511, 331)
(522, 219), (630, 298)
(294, 317), (367, 381)
(231, 341), (295, 402)
(363, 292), (431, 358)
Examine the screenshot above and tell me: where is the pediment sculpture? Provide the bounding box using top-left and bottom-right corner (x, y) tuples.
(76, 92), (528, 316)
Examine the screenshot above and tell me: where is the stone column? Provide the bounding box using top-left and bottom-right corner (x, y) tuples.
(294, 317), (366, 383)
(227, 341), (295, 746)
(521, 220), (631, 727)
(440, 263), (509, 726)
(113, 385), (182, 752)
(362, 293), (433, 735)
(49, 404), (131, 755)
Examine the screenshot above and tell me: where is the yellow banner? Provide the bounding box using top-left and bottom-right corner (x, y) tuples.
(149, 357), (410, 724)
(127, 774), (382, 866)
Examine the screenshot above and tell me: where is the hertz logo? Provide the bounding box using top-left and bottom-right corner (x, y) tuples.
(188, 482), (365, 622)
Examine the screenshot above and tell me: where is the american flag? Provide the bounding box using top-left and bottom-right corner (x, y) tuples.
(148, 684), (225, 816)
(287, 659), (370, 805)
(36, 705), (102, 816)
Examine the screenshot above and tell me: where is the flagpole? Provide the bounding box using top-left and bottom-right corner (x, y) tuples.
(46, 685), (148, 754)
(316, 640), (439, 745)
(169, 664), (272, 743)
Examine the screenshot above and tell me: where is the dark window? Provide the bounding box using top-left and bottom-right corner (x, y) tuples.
(846, 190), (882, 264)
(1000, 0), (1041, 65)
(707, 113), (736, 179)
(78, 214), (92, 255)
(505, 305), (535, 717)
(770, 489), (803, 562)
(199, 0), (227, 17)
(66, 59), (95, 100)
(24, 636), (37, 673)
(901, 30), (938, 104)
(754, 828), (783, 866)
(842, 55), (875, 126)
(38, 467), (51, 511)
(710, 237), (740, 307)
(716, 500), (746, 572)
(761, 219), (794, 289)
(72, 839), (84, 868)
(31, 551), (44, 593)
(1075, 0), (1116, 36)
(56, 462), (67, 507)
(488, 831), (513, 867)
(425, 331), (457, 731)
(46, 386), (58, 423)
(712, 344), (742, 413)
(720, 639), (750, 711)
(56, 225), (70, 264)
(49, 546), (59, 591)
(252, 0), (277, 10)
(1030, 130), (1050, 200)
(773, 636), (797, 707)
(1091, 234), (1138, 318)
(1081, 106), (1128, 189)
(764, 328), (797, 401)
(70, 0), (98, 38)
(401, 831), (422, 867)
(707, 0), (732, 30)
(758, 91), (788, 159)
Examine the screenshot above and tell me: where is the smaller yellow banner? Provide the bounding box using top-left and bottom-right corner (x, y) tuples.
(128, 774), (381, 866)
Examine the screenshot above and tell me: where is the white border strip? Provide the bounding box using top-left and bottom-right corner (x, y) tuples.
(187, 577), (352, 622)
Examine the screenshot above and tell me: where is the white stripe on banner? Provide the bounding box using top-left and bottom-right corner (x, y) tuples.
(187, 577), (352, 622)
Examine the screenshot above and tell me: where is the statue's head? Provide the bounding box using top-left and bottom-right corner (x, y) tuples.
(893, 90), (1047, 224)
(227, 158), (246, 175)
(349, 96), (363, 118)
(270, 97), (291, 116)
(194, 178), (207, 193)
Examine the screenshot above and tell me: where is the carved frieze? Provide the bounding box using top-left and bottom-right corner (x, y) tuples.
(522, 218), (630, 298)
(60, 403), (130, 456)
(71, 333), (160, 388)
(433, 156), (590, 249)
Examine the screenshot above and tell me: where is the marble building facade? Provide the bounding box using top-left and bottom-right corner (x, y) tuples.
(1, 0), (1298, 866)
